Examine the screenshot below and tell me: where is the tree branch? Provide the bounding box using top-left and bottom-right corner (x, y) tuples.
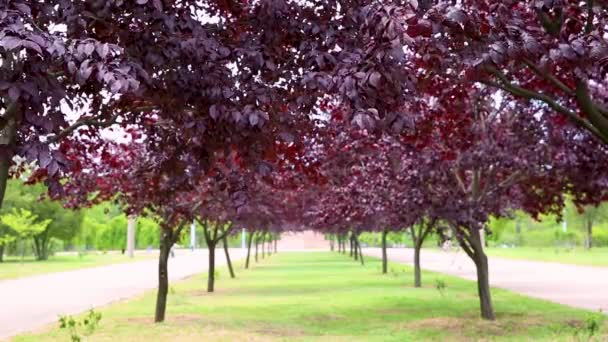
(575, 79), (608, 140)
(481, 75), (608, 143)
(522, 58), (574, 96)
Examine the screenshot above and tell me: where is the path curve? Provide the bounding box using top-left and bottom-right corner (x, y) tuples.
(364, 248), (608, 312)
(0, 248), (244, 339)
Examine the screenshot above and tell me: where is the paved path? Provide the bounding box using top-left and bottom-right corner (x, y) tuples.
(364, 248), (608, 312)
(0, 248), (244, 339)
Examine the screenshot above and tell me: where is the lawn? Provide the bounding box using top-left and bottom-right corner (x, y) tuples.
(15, 252), (606, 341)
(0, 252), (156, 280)
(485, 246), (608, 267)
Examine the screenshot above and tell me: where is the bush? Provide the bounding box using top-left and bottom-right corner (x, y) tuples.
(591, 229), (608, 247)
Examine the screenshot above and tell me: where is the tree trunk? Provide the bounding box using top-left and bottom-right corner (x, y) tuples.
(207, 242), (216, 292)
(330, 234), (335, 251)
(223, 235), (235, 279)
(261, 233), (265, 259)
(269, 235), (273, 255)
(469, 226), (495, 320)
(155, 231), (172, 323)
(356, 236), (364, 265)
(413, 243), (422, 287)
(349, 234), (353, 257)
(255, 235), (259, 262)
(474, 251), (495, 320)
(274, 238), (277, 253)
(245, 232), (253, 269)
(0, 118), (16, 212)
(353, 236), (359, 261)
(381, 229), (388, 274)
(587, 218), (593, 249)
(33, 232), (50, 261)
(0, 245), (4, 263)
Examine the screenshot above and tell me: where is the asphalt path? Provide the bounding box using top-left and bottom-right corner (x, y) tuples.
(0, 248), (244, 339)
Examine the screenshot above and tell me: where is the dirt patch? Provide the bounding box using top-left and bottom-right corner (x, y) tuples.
(253, 324), (306, 337)
(126, 314), (202, 326)
(307, 313), (345, 322)
(405, 314), (549, 337)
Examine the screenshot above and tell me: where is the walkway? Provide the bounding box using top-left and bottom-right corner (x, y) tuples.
(364, 248), (608, 312)
(0, 249), (244, 339)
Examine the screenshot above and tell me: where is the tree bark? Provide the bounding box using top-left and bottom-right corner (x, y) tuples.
(349, 234), (353, 257)
(413, 242), (422, 288)
(587, 218), (593, 249)
(330, 234), (335, 251)
(255, 234), (259, 262)
(207, 242), (216, 292)
(0, 116), (16, 212)
(353, 236), (359, 261)
(261, 233), (265, 259)
(0, 245), (4, 262)
(474, 251), (495, 320)
(245, 231), (253, 269)
(223, 235), (235, 279)
(274, 237), (277, 253)
(356, 235), (364, 265)
(155, 231), (172, 323)
(33, 233), (50, 261)
(469, 226), (495, 320)
(381, 229), (388, 274)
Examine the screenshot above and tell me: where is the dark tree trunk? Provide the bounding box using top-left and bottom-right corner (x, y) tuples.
(381, 229), (388, 274)
(223, 236), (235, 279)
(474, 251), (494, 320)
(155, 231), (172, 323)
(356, 235), (364, 265)
(330, 234), (335, 251)
(255, 235), (259, 262)
(413, 243), (422, 288)
(274, 237), (277, 253)
(207, 242), (216, 292)
(353, 237), (359, 261)
(349, 234), (353, 257)
(469, 227), (495, 320)
(33, 233), (49, 261)
(0, 118), (16, 212)
(587, 218), (593, 249)
(245, 232), (253, 269)
(261, 233), (266, 259)
(0, 245), (4, 262)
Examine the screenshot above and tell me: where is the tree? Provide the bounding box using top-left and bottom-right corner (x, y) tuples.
(408, 1), (608, 143)
(0, 1), (141, 210)
(30, 195), (84, 260)
(197, 219), (233, 292)
(0, 208), (51, 258)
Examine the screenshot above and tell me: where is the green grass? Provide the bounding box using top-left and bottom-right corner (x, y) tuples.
(15, 252), (607, 341)
(0, 252), (155, 280)
(485, 246), (608, 266)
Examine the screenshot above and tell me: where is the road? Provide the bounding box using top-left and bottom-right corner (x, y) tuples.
(0, 248), (244, 339)
(364, 248), (608, 312)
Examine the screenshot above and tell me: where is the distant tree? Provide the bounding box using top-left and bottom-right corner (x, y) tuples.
(565, 202), (608, 249)
(0, 208), (51, 258)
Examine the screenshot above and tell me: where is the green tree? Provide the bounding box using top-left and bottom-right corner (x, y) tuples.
(0, 179), (37, 261)
(0, 180), (83, 260)
(0, 208), (51, 259)
(30, 199), (84, 260)
(564, 201), (608, 249)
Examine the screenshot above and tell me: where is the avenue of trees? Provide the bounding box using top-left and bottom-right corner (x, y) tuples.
(1, 0), (607, 323)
